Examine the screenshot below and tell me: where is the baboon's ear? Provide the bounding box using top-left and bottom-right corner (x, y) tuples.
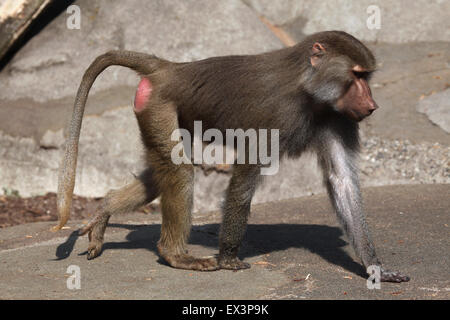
(310, 42), (326, 67)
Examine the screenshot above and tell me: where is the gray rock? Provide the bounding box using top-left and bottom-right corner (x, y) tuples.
(194, 154), (324, 214)
(416, 89), (450, 134)
(0, 0), (282, 204)
(0, 108), (144, 198)
(39, 128), (64, 149)
(243, 0), (450, 43)
(0, 0), (283, 103)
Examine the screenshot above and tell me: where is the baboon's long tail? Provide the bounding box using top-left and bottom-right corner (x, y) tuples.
(53, 50), (165, 231)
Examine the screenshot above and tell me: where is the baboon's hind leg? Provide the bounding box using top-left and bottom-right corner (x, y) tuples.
(79, 168), (159, 259)
(154, 159), (218, 271)
(137, 102), (218, 271)
(155, 164), (218, 271)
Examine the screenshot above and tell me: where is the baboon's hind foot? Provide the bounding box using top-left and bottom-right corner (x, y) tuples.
(79, 212), (110, 260)
(158, 244), (219, 271)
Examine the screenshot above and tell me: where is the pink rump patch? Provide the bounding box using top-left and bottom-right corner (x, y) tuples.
(134, 77), (152, 112)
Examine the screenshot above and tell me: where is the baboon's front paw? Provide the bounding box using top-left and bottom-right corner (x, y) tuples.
(380, 269), (410, 283)
(218, 257), (251, 270)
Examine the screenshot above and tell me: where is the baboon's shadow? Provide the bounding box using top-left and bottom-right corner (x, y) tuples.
(55, 222), (366, 278)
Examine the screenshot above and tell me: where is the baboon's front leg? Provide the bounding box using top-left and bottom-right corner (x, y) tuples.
(317, 131), (410, 282)
(218, 165), (261, 270)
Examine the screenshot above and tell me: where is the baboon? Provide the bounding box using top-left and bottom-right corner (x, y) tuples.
(55, 31), (409, 282)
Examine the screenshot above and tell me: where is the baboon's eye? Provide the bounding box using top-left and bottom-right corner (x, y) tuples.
(352, 70), (369, 79)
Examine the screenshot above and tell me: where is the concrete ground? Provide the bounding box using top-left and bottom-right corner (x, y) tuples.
(0, 184), (448, 300)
